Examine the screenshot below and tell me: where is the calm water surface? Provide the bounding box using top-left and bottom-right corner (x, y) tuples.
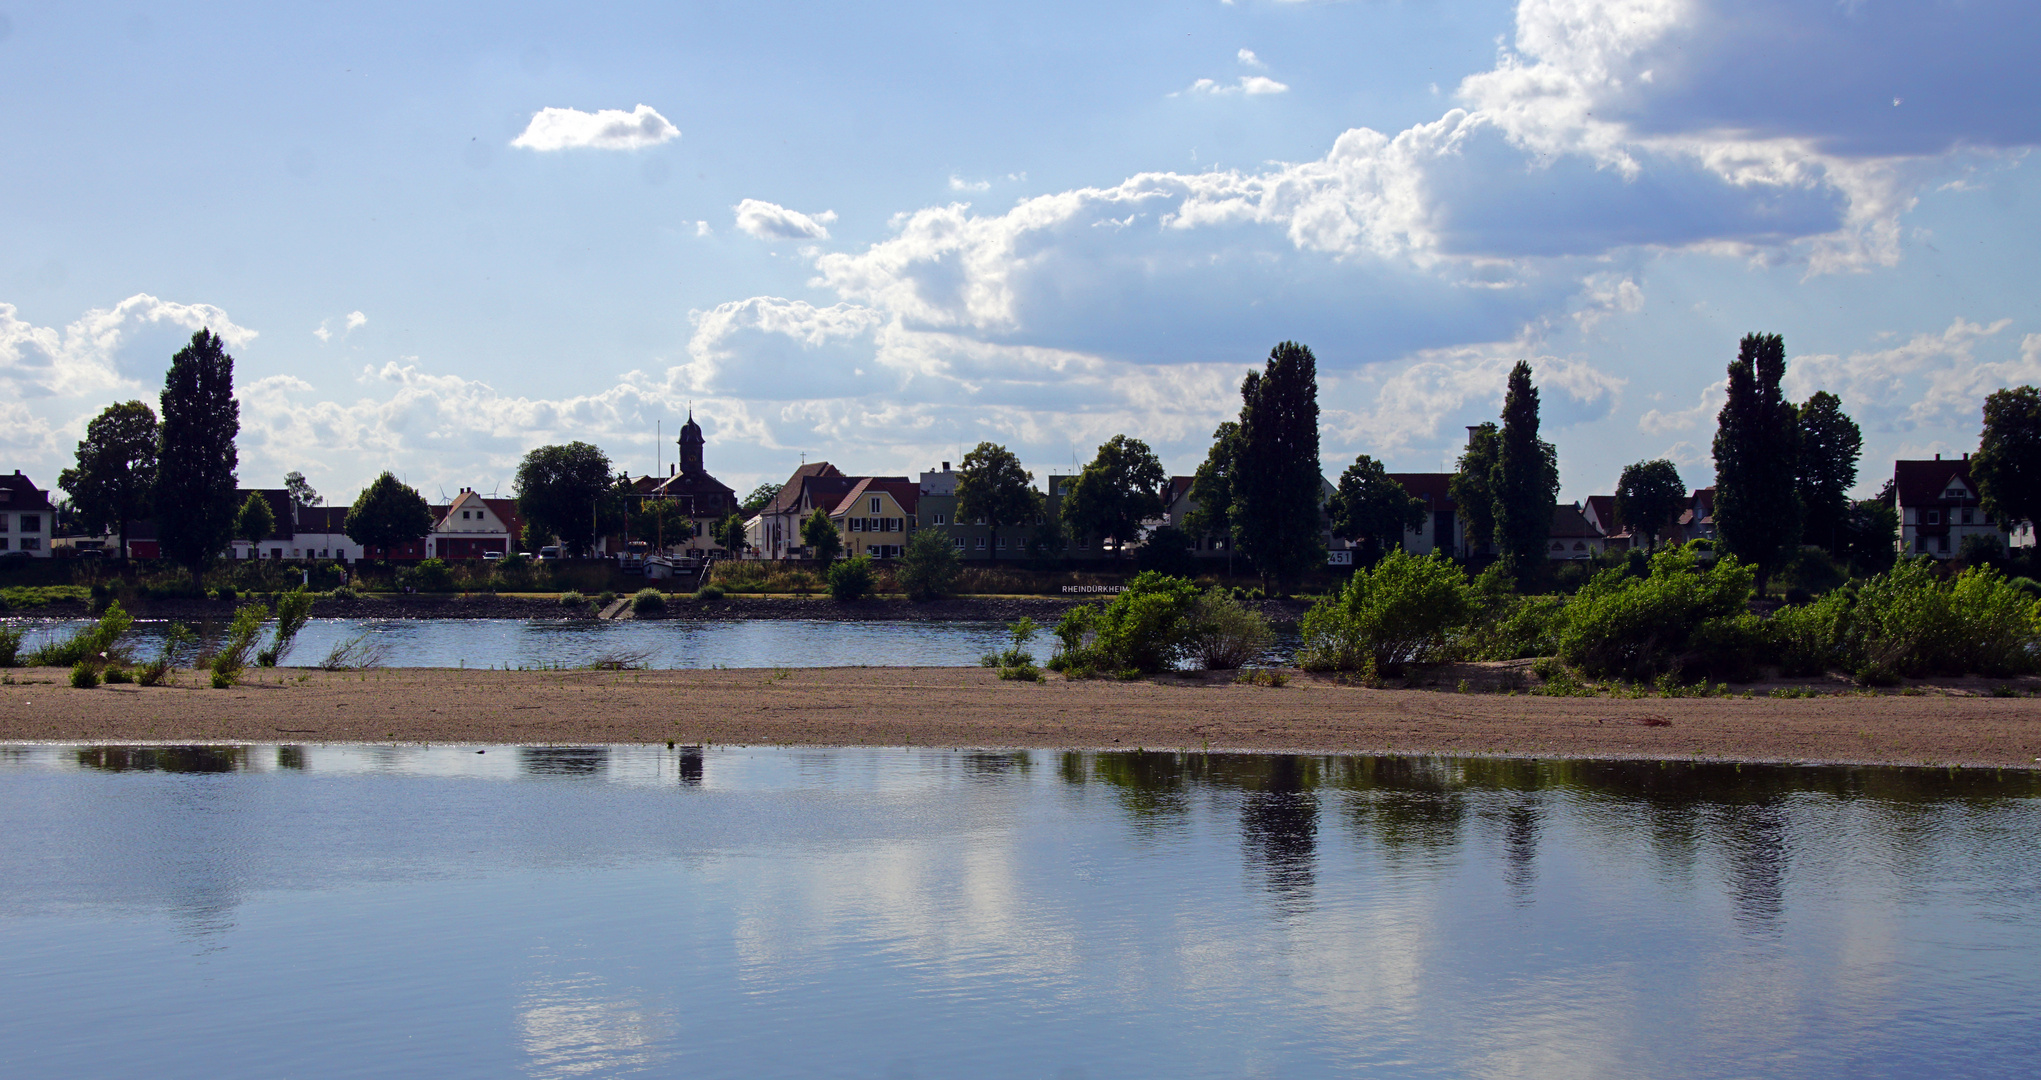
(1, 747), (2036, 1079)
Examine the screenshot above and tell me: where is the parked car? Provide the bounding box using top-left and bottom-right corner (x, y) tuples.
(481, 551), (503, 561)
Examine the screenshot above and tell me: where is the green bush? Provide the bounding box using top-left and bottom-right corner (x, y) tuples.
(102, 666), (133, 685)
(828, 555), (877, 602)
(559, 590), (587, 607)
(1453, 567), (1563, 661)
(70, 661), (100, 689)
(1299, 550), (1472, 673)
(401, 558), (456, 592)
(0, 625), (21, 668)
(1077, 572), (1202, 674)
(1187, 590), (1274, 670)
(982, 618), (1039, 668)
(1767, 591), (1849, 677)
(1553, 546), (1754, 681)
(1831, 560), (2040, 680)
(696, 584), (726, 602)
(997, 663), (1043, 682)
(631, 588), (666, 615)
(213, 585), (237, 602)
(897, 528), (961, 601)
(598, 590), (617, 605)
(28, 601), (136, 668)
(263, 589), (314, 666)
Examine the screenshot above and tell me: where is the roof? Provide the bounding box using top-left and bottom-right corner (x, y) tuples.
(1166, 476), (1195, 506)
(1583, 495), (1617, 528)
(295, 506), (349, 534)
(1893, 457), (1978, 506)
(1386, 472), (1455, 510)
(1679, 487), (1716, 527)
(829, 476), (918, 517)
(1550, 502), (1604, 539)
(0, 471), (55, 512)
(767, 462), (846, 515)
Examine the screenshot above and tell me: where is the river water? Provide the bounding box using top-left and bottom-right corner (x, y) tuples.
(4, 616), (1303, 669)
(1, 746), (2035, 1078)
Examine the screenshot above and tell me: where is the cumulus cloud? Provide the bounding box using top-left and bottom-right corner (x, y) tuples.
(1789, 317), (2032, 425)
(733, 199), (837, 241)
(1325, 341), (1626, 455)
(1237, 49), (1266, 69)
(948, 176), (992, 192)
(510, 105), (679, 151)
(0, 294), (256, 399)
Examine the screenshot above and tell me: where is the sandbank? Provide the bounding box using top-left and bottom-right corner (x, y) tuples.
(3, 666), (2039, 769)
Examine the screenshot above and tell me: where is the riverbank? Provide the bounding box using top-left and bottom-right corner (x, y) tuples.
(3, 666), (2037, 768)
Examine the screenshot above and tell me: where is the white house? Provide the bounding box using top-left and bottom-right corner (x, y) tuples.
(0, 471), (55, 558)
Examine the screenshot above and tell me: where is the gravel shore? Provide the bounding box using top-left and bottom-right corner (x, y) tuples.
(3, 665), (2037, 769)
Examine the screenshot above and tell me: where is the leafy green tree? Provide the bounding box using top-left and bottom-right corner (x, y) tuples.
(515, 442), (613, 556)
(897, 527), (961, 601)
(1493, 362), (1560, 582)
(1062, 435), (1166, 559)
(344, 472), (435, 559)
(628, 498), (696, 549)
(1973, 385), (2041, 530)
(155, 329), (242, 580)
(58, 400), (158, 561)
(1613, 459), (1685, 551)
(801, 507), (843, 569)
(1713, 333), (1802, 590)
(1842, 497), (1900, 576)
(1329, 455), (1424, 562)
(1184, 421), (1240, 545)
(1134, 524), (1199, 578)
(741, 482), (781, 516)
(1797, 391), (1863, 554)
(1233, 342), (1324, 588)
(956, 442), (1038, 562)
(713, 512), (749, 556)
(235, 491), (276, 545)
(284, 470), (321, 508)
(1449, 422), (1499, 553)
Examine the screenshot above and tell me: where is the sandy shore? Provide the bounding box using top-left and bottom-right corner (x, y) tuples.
(3, 666), (2039, 769)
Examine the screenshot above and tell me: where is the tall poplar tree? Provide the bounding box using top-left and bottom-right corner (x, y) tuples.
(1713, 333), (1801, 589)
(1492, 362), (1559, 582)
(1232, 341), (1324, 589)
(1796, 391), (1862, 555)
(156, 329), (241, 580)
(58, 400), (158, 561)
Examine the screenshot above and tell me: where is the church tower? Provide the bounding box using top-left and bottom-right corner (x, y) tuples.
(678, 409), (704, 477)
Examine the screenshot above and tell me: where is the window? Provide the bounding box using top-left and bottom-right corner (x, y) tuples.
(952, 538), (965, 551)
(1938, 534), (1950, 553)
(933, 512), (946, 525)
(0, 539), (9, 550)
(996, 536), (1007, 550)
(1962, 508), (1974, 524)
(20, 515), (38, 532)
(21, 538), (39, 551)
(1926, 510), (1941, 525)
(974, 536), (986, 550)
(870, 496), (882, 513)
(0, 515), (9, 532)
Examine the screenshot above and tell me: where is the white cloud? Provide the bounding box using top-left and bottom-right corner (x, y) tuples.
(733, 199), (837, 242)
(0, 294), (256, 399)
(948, 175), (992, 192)
(0, 400), (56, 454)
(1638, 379), (1724, 436)
(1789, 317), (2031, 425)
(313, 310), (367, 343)
(1572, 273), (1643, 331)
(695, 221), (712, 237)
(1326, 340), (1626, 454)
(1237, 49), (1266, 69)
(510, 105), (679, 152)
(1182, 75), (1290, 96)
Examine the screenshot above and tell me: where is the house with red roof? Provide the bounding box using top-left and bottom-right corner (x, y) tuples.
(1892, 454), (2009, 559)
(829, 477), (920, 559)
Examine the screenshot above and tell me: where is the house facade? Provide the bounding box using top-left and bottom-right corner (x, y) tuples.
(1548, 502), (1607, 560)
(431, 489), (514, 560)
(0, 471), (55, 557)
(830, 478), (920, 559)
(1893, 455), (2006, 559)
(752, 462), (855, 560)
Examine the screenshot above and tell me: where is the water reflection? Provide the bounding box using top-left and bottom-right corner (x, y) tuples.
(521, 746), (609, 776)
(3, 746), (2038, 1080)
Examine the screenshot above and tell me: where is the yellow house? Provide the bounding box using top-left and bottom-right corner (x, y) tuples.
(828, 478), (920, 559)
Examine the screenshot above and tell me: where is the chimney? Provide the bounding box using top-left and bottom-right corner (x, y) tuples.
(942, 461), (950, 472)
(670, 464), (675, 476)
(1964, 452), (1970, 461)
(1935, 453), (1941, 460)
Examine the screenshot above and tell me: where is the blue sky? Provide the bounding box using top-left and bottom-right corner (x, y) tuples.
(2, 0), (2037, 506)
